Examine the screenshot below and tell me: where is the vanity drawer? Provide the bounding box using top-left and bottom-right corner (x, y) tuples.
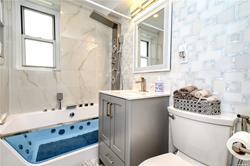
(99, 141), (125, 166)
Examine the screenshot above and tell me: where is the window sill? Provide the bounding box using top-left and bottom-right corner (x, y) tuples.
(16, 66), (60, 72)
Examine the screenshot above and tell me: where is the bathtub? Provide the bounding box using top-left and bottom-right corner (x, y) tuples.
(0, 104), (99, 166)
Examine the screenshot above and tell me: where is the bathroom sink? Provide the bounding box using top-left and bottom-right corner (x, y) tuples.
(100, 90), (170, 100)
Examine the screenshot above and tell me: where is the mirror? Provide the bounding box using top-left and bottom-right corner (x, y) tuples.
(134, 2), (172, 73)
(138, 9), (164, 67)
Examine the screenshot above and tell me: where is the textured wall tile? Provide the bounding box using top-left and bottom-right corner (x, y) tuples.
(224, 71), (244, 80)
(243, 28), (250, 42)
(226, 81), (242, 93)
(196, 0), (208, 11)
(213, 79), (226, 94)
(121, 0), (250, 115)
(238, 0), (250, 18)
(216, 6), (236, 24)
(223, 92), (242, 103)
(246, 69), (250, 80)
(241, 81), (250, 95)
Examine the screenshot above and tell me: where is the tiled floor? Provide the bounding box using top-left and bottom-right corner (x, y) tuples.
(81, 159), (102, 166)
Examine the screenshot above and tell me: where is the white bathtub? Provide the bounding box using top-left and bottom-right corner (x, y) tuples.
(0, 104), (99, 166)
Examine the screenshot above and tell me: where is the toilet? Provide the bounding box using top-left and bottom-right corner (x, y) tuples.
(140, 106), (236, 166)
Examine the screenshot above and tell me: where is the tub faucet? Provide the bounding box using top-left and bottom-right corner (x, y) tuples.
(0, 113), (8, 125)
(135, 77), (146, 92)
(57, 93), (63, 110)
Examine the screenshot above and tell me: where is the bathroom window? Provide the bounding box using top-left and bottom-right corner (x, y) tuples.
(17, 1), (60, 70)
(140, 40), (149, 67)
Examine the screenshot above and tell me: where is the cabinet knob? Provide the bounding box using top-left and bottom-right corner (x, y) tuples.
(105, 154), (114, 164)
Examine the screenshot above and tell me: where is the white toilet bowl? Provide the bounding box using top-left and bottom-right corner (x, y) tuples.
(139, 107), (236, 166)
(139, 151), (204, 166)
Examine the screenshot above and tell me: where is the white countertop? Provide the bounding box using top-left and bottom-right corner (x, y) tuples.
(100, 90), (170, 100)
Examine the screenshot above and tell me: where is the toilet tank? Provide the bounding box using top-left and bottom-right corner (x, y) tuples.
(168, 106), (236, 166)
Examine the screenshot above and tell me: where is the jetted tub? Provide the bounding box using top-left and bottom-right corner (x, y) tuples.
(0, 104), (99, 166)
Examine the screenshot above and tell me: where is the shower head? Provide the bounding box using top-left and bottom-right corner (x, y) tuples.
(90, 11), (117, 28)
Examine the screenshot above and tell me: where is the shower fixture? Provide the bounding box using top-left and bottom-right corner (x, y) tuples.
(56, 93), (63, 110)
(85, 0), (131, 19)
(90, 11), (123, 90)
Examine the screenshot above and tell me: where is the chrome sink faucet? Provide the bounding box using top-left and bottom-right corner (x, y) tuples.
(136, 77), (146, 92)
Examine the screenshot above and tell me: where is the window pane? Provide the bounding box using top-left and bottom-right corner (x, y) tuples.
(140, 41), (148, 57)
(24, 39), (54, 67)
(140, 58), (148, 67)
(24, 8), (54, 40)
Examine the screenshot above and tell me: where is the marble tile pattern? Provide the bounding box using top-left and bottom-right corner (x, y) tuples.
(121, 0), (250, 115)
(0, 58), (8, 116)
(0, 0), (10, 116)
(9, 2), (112, 114)
(111, 26), (122, 90)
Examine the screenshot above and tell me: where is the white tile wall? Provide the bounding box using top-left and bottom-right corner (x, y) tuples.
(8, 2), (112, 114)
(121, 0), (250, 115)
(0, 0), (10, 116)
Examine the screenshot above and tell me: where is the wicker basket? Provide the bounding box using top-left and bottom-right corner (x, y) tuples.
(173, 98), (221, 115)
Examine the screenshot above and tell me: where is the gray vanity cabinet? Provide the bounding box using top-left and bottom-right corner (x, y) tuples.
(110, 97), (126, 160)
(99, 94), (126, 163)
(99, 94), (112, 147)
(99, 92), (169, 166)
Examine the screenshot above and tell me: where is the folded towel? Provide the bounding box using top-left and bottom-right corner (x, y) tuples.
(174, 86), (220, 107)
(179, 85), (198, 93)
(185, 93), (199, 101)
(174, 90), (187, 99)
(174, 90), (198, 101)
(190, 89), (198, 96)
(205, 96), (219, 102)
(194, 90), (212, 99)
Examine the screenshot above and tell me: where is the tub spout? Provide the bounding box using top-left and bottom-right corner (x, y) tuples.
(0, 113), (8, 125)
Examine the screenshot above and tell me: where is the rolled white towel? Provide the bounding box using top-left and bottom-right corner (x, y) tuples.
(194, 90), (212, 99)
(206, 96), (219, 102)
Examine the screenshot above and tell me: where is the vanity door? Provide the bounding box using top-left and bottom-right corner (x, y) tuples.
(110, 96), (126, 161)
(99, 94), (111, 146)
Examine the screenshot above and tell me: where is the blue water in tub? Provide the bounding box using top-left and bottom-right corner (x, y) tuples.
(5, 118), (98, 164)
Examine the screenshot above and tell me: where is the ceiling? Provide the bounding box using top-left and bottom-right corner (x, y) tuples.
(89, 0), (132, 15)
(33, 0), (143, 20)
(71, 0), (132, 19)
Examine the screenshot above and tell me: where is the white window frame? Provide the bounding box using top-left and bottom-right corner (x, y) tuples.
(13, 0), (60, 71)
(139, 40), (150, 67)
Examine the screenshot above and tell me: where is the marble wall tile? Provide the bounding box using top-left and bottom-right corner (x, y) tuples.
(0, 0), (11, 116)
(9, 2), (112, 114)
(121, 0), (250, 115)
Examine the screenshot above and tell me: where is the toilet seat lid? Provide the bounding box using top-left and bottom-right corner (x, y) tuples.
(139, 153), (193, 166)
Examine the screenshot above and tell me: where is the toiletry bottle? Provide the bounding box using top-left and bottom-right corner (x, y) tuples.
(155, 76), (164, 93)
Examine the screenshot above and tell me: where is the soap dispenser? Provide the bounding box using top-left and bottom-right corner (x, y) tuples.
(155, 76), (164, 93)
